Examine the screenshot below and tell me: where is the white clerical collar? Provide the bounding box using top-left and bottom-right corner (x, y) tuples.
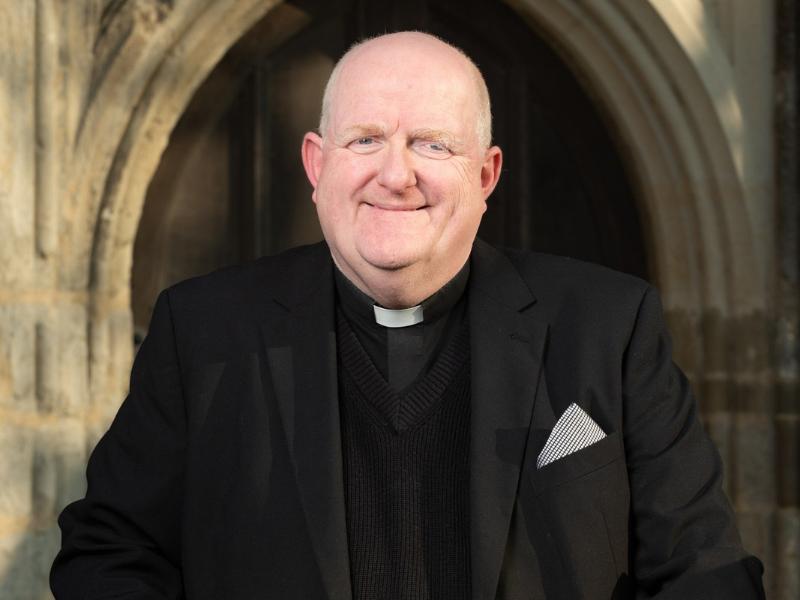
(373, 304), (424, 328)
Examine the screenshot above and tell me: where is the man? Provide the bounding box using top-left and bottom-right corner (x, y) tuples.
(52, 32), (764, 599)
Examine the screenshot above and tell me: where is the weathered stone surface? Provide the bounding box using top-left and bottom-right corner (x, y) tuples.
(0, 306), (36, 411)
(0, 531), (35, 599)
(775, 509), (800, 600)
(734, 414), (777, 509)
(700, 376), (730, 414)
(664, 308), (702, 376)
(776, 377), (799, 414)
(0, 420), (85, 598)
(0, 302), (89, 417)
(730, 313), (772, 372)
(730, 379), (775, 414)
(777, 415), (800, 507)
(0, 526), (59, 600)
(0, 421), (34, 527)
(0, 3), (36, 290)
(701, 309), (729, 374)
(55, 304), (90, 418)
(705, 412), (734, 496)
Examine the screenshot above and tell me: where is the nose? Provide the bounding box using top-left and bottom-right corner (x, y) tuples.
(376, 142), (416, 192)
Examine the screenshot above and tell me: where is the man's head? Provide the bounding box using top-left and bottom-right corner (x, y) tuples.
(302, 32), (502, 308)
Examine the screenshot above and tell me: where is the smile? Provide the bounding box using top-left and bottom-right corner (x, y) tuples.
(365, 202), (427, 211)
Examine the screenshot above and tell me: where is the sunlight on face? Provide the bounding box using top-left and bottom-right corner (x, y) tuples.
(302, 33), (502, 305)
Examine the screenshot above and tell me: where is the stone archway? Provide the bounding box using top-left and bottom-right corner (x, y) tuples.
(72, 0), (295, 431)
(508, 1), (762, 308)
(69, 0), (778, 593)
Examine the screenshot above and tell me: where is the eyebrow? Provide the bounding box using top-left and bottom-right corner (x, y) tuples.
(334, 124), (386, 145)
(409, 129), (463, 151)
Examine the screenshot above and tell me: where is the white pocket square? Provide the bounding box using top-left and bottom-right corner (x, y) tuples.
(536, 403), (607, 469)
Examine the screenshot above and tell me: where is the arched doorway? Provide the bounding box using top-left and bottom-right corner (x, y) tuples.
(74, 0), (776, 592)
(131, 0), (645, 335)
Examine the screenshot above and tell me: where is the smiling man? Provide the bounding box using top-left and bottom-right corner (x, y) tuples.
(302, 33), (501, 309)
(52, 32), (764, 600)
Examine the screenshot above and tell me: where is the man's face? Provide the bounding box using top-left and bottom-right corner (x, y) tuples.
(302, 36), (502, 300)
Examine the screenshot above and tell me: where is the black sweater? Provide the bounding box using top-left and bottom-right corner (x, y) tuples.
(337, 311), (472, 599)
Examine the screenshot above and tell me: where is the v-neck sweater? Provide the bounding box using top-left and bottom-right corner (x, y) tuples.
(333, 262), (469, 392)
(336, 309), (472, 599)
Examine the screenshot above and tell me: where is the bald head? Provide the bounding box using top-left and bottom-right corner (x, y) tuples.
(319, 32), (493, 148)
(301, 30), (503, 308)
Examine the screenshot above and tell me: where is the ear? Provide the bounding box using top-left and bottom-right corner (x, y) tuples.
(480, 145), (503, 200)
(301, 132), (324, 199)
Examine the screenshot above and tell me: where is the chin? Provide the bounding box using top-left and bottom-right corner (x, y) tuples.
(357, 244), (425, 272)
(362, 253), (417, 272)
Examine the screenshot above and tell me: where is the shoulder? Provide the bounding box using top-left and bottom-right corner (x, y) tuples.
(163, 242), (328, 311)
(147, 242), (330, 361)
(503, 247), (650, 302)
(484, 244), (656, 332)
(481, 246), (669, 374)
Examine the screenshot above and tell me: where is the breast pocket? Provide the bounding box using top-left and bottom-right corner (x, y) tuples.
(525, 432), (631, 599)
(531, 431), (624, 493)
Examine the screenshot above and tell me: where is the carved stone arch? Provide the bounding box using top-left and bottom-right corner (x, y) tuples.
(77, 0), (289, 424)
(507, 0), (763, 317)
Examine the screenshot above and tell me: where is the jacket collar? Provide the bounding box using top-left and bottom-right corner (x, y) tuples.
(468, 239), (549, 600)
(265, 243), (353, 600)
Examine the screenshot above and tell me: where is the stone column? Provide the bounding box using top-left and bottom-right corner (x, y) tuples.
(775, 0), (800, 598)
(0, 3), (93, 597)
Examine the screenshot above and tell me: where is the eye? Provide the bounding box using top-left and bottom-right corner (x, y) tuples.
(348, 136), (381, 154)
(414, 139), (453, 159)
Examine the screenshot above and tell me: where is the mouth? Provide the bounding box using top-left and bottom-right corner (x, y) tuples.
(365, 202), (427, 212)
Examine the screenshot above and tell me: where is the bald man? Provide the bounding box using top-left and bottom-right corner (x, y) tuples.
(52, 32), (764, 600)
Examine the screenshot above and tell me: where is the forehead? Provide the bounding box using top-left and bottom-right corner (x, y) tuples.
(329, 43), (479, 136)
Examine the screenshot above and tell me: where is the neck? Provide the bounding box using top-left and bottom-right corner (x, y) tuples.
(332, 253), (469, 309)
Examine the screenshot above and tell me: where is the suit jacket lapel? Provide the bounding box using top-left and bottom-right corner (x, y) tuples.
(260, 240), (548, 600)
(265, 244), (353, 600)
(469, 240), (549, 600)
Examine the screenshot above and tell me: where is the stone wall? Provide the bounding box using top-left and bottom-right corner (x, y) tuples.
(0, 1), (795, 598)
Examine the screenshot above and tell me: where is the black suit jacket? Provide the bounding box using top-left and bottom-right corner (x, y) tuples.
(51, 240), (764, 599)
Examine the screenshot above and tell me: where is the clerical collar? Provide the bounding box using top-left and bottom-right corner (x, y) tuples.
(333, 262), (470, 329)
(373, 305), (423, 328)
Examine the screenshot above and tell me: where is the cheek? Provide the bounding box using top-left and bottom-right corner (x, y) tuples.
(430, 161), (483, 209)
(317, 162), (370, 204)
(314, 176), (360, 240)
(325, 154), (374, 185)
(436, 179), (487, 238)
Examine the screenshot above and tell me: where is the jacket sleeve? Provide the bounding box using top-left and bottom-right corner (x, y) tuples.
(50, 290), (186, 599)
(622, 286), (765, 599)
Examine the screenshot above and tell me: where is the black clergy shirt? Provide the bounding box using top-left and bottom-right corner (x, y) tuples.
(333, 262), (470, 393)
